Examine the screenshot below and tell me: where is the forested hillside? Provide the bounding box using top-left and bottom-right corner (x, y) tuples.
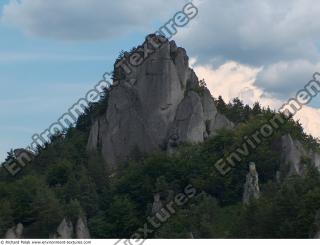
(1, 94), (320, 238)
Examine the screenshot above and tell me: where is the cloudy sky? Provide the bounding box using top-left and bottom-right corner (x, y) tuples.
(0, 0), (320, 161)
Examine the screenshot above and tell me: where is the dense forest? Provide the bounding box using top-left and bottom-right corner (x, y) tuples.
(1, 90), (320, 238)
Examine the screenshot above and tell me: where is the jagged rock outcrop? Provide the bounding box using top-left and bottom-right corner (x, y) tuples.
(151, 193), (163, 215)
(243, 162), (260, 205)
(281, 134), (320, 177)
(52, 217), (90, 239)
(75, 217), (90, 239)
(87, 35), (233, 169)
(55, 218), (74, 239)
(5, 223), (23, 239)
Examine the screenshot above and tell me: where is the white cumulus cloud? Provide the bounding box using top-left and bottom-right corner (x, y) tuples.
(192, 60), (320, 138)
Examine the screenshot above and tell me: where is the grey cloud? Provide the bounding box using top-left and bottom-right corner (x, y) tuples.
(3, 0), (320, 100)
(178, 0), (320, 66)
(176, 0), (320, 66)
(174, 0), (320, 98)
(256, 60), (320, 99)
(1, 0), (183, 40)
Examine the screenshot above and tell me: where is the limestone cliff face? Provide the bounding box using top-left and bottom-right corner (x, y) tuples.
(87, 35), (233, 169)
(281, 134), (320, 177)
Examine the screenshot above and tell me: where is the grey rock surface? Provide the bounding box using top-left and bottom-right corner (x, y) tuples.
(243, 162), (260, 205)
(281, 134), (307, 176)
(311, 151), (320, 171)
(4, 223), (23, 239)
(86, 119), (100, 153)
(51, 216), (90, 239)
(281, 134), (320, 177)
(87, 35), (233, 169)
(151, 193), (163, 215)
(55, 218), (74, 239)
(15, 223), (23, 238)
(75, 217), (90, 239)
(168, 91), (206, 144)
(4, 228), (17, 239)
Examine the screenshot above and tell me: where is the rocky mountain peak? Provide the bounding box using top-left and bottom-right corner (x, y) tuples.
(87, 35), (233, 170)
